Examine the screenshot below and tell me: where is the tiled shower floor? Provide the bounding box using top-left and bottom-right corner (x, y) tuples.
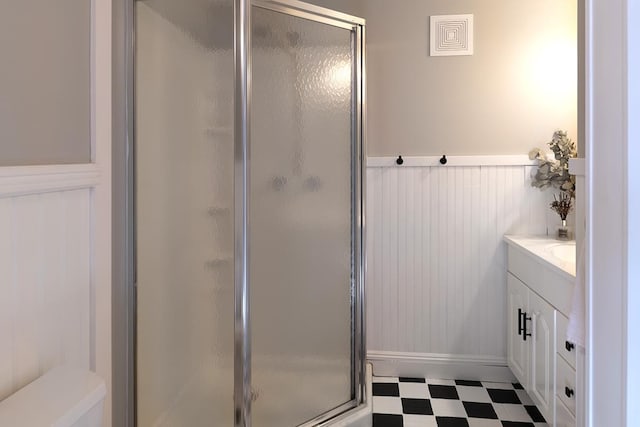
(372, 376), (548, 427)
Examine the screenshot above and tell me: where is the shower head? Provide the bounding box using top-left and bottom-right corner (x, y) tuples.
(286, 31), (300, 47)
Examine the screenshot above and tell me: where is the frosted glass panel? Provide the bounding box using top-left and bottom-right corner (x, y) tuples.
(251, 7), (355, 426)
(135, 1), (234, 426)
(0, 0), (90, 165)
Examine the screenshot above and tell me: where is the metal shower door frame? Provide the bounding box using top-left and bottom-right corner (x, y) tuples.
(235, 1), (366, 426)
(124, 0), (365, 425)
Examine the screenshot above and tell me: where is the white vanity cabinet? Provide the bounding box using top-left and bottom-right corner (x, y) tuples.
(507, 273), (556, 422)
(529, 289), (557, 420)
(504, 236), (581, 427)
(507, 275), (529, 385)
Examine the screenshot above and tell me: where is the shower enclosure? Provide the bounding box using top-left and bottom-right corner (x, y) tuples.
(131, 0), (365, 425)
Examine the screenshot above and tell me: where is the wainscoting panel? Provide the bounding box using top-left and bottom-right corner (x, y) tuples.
(366, 162), (556, 366)
(0, 179), (93, 400)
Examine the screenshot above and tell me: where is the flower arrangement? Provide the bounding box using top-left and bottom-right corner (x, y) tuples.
(529, 130), (577, 198)
(550, 192), (572, 221)
(529, 131), (577, 237)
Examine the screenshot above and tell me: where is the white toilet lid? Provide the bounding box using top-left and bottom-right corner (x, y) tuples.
(0, 366), (106, 427)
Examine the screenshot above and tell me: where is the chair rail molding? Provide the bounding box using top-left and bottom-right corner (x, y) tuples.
(368, 155), (536, 168)
(0, 164), (101, 198)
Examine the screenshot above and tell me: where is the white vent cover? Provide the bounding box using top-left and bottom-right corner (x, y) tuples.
(430, 14), (474, 56)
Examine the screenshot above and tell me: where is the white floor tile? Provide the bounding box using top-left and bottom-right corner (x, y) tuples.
(456, 385), (491, 403)
(493, 403), (533, 422)
(399, 382), (430, 398)
(403, 414), (438, 427)
(372, 376), (544, 426)
(430, 399), (467, 418)
(372, 396), (403, 414)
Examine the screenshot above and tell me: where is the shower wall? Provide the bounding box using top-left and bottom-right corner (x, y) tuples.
(135, 2), (234, 425)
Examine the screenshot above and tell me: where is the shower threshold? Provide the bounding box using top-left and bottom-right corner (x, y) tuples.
(309, 364), (372, 427)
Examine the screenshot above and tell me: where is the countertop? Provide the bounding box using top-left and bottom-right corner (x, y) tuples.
(504, 235), (576, 279)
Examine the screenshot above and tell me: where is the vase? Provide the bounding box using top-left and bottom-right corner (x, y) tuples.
(557, 219), (570, 240)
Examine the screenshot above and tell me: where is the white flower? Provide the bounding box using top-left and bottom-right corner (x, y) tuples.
(529, 130), (577, 199)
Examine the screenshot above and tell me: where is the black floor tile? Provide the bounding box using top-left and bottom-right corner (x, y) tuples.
(401, 398), (433, 415)
(463, 401), (498, 419)
(487, 388), (521, 404)
(400, 377), (426, 383)
(373, 382), (400, 397)
(372, 376), (547, 427)
(373, 413), (403, 427)
(501, 422), (534, 427)
(455, 380), (483, 387)
(436, 416), (470, 427)
(524, 405), (546, 422)
(428, 384), (460, 399)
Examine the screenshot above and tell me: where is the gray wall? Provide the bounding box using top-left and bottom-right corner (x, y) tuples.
(311, 0), (579, 157)
(0, 0), (91, 166)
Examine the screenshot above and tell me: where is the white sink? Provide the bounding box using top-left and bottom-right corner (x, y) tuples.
(546, 242), (576, 264)
(504, 235), (576, 278)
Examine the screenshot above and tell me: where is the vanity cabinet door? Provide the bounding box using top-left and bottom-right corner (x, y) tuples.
(556, 395), (576, 427)
(507, 273), (530, 389)
(529, 291), (556, 424)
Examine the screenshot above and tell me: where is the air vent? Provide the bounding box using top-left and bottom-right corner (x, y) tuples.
(430, 14), (474, 56)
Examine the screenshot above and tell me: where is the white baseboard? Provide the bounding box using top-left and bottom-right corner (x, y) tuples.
(367, 351), (516, 383)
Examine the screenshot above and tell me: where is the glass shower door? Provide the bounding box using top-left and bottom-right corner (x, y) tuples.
(250, 4), (362, 426)
(133, 0), (364, 425)
(135, 1), (234, 425)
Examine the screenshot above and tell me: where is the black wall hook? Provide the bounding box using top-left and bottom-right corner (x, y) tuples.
(396, 155), (404, 165)
(440, 155), (447, 165)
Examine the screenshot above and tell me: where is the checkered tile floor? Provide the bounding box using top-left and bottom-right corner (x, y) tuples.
(372, 377), (548, 427)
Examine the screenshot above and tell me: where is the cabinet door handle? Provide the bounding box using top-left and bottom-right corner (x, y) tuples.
(565, 387), (575, 398)
(518, 309), (523, 335)
(522, 312), (532, 341)
(565, 341), (575, 352)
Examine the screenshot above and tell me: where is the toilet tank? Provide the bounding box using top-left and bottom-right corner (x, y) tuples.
(0, 366), (106, 427)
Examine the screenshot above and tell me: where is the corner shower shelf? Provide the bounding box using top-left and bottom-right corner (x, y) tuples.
(207, 206), (231, 216)
(205, 127), (232, 138)
(205, 257), (233, 270)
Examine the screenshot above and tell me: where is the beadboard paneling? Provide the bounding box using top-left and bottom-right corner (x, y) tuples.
(0, 188), (92, 400)
(366, 164), (555, 359)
